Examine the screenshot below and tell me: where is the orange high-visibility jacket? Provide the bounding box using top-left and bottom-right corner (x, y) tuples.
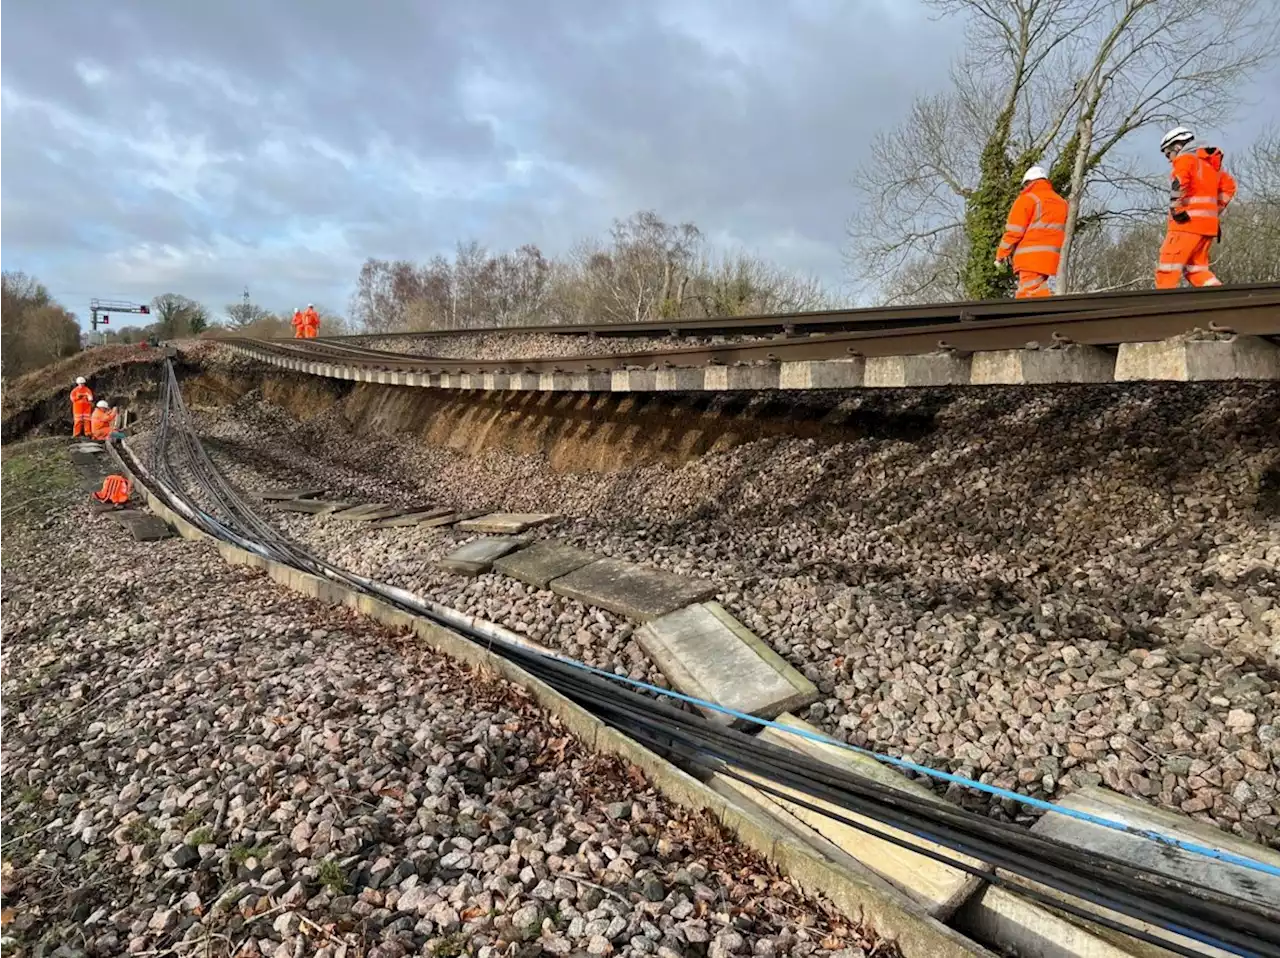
(90, 407), (116, 440)
(292, 310), (305, 329)
(997, 179), (1069, 277)
(70, 384), (94, 413)
(303, 306), (319, 330)
(93, 474), (132, 505)
(1168, 145), (1236, 236)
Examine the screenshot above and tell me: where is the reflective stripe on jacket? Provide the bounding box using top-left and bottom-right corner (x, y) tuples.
(997, 179), (1068, 277)
(1168, 145), (1236, 236)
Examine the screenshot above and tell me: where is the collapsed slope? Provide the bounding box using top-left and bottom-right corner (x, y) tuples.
(141, 351), (1280, 844)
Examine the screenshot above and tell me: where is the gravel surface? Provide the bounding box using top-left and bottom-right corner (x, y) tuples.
(353, 333), (770, 361)
(136, 376), (1280, 845)
(1, 442), (879, 958)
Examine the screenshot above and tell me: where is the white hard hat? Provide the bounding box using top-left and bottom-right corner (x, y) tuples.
(96, 400), (109, 408)
(1160, 126), (1195, 153)
(307, 303), (314, 308)
(1021, 165), (1049, 183)
(76, 376), (86, 385)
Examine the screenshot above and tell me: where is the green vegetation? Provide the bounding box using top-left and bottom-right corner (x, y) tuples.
(317, 859), (347, 893)
(1, 440), (78, 532)
(123, 819), (159, 845)
(186, 826), (214, 847)
(228, 844), (270, 866)
(431, 932), (470, 957)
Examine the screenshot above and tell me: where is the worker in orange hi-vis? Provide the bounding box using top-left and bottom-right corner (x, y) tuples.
(89, 400), (117, 441)
(995, 166), (1068, 299)
(292, 307), (305, 338)
(92, 474), (132, 507)
(303, 303), (320, 338)
(70, 376), (94, 436)
(1155, 126), (1236, 289)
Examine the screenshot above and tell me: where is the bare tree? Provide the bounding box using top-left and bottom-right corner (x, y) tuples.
(1, 272), (81, 378)
(224, 297), (273, 331)
(150, 293), (210, 337)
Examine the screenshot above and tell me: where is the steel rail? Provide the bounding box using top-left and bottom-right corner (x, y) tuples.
(133, 358), (1280, 958)
(226, 291), (1280, 377)
(322, 282), (1280, 340)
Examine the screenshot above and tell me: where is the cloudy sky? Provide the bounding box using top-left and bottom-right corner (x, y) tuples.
(2, 1), (1276, 329)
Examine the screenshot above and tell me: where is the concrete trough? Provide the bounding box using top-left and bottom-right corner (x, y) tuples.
(456, 512), (556, 534)
(635, 604), (817, 725)
(438, 536), (528, 576)
(704, 364), (782, 391)
(969, 345), (1115, 385)
(493, 540), (598, 589)
(779, 358), (866, 390)
(865, 352), (972, 387)
(1114, 334), (1280, 381)
(550, 558), (717, 621)
(1026, 785), (1280, 958)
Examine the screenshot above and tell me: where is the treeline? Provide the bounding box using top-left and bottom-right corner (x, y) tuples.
(1, 273), (82, 379)
(349, 210), (833, 333)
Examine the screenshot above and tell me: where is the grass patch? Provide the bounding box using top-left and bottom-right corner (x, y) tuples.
(317, 859), (347, 894)
(229, 844), (270, 866)
(123, 819), (159, 845)
(1, 439), (79, 532)
(186, 826), (214, 847)
(431, 932), (469, 957)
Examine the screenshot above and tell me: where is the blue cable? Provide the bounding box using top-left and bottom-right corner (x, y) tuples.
(547, 652), (1280, 881)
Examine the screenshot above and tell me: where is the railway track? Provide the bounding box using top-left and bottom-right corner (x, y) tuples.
(227, 285), (1280, 380)
(328, 282), (1280, 341)
(120, 358), (1280, 958)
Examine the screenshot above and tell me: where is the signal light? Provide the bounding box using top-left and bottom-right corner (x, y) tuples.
(101, 315), (110, 324)
(140, 305), (150, 314)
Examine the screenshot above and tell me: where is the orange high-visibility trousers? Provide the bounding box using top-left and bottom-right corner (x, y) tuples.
(1155, 231), (1221, 289)
(73, 410), (93, 436)
(1015, 270), (1053, 299)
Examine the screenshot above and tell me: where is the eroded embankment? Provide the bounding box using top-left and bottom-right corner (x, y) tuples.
(182, 361), (943, 472)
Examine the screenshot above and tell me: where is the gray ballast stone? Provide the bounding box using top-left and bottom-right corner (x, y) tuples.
(1114, 335), (1280, 381)
(635, 603), (817, 725)
(864, 353), (972, 388)
(438, 536), (528, 576)
(969, 345), (1115, 385)
(549, 558), (717, 622)
(259, 487), (325, 501)
(456, 512), (557, 534)
(493, 540), (599, 590)
(1029, 785), (1280, 958)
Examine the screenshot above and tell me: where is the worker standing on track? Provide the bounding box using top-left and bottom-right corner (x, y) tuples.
(89, 400), (117, 441)
(1155, 126), (1236, 289)
(303, 303), (320, 338)
(70, 376), (94, 437)
(292, 307), (305, 339)
(996, 166), (1068, 299)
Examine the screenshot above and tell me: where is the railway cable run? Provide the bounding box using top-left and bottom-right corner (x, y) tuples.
(122, 358), (1280, 958)
(230, 283), (1280, 379)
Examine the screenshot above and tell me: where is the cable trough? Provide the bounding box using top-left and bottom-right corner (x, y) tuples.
(129, 359), (1280, 958)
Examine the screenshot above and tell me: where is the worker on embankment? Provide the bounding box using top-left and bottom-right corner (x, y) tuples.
(292, 307), (305, 339)
(996, 166), (1068, 299)
(89, 400), (117, 441)
(303, 303), (320, 338)
(70, 377), (94, 437)
(91, 474), (132, 508)
(1155, 126), (1236, 289)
